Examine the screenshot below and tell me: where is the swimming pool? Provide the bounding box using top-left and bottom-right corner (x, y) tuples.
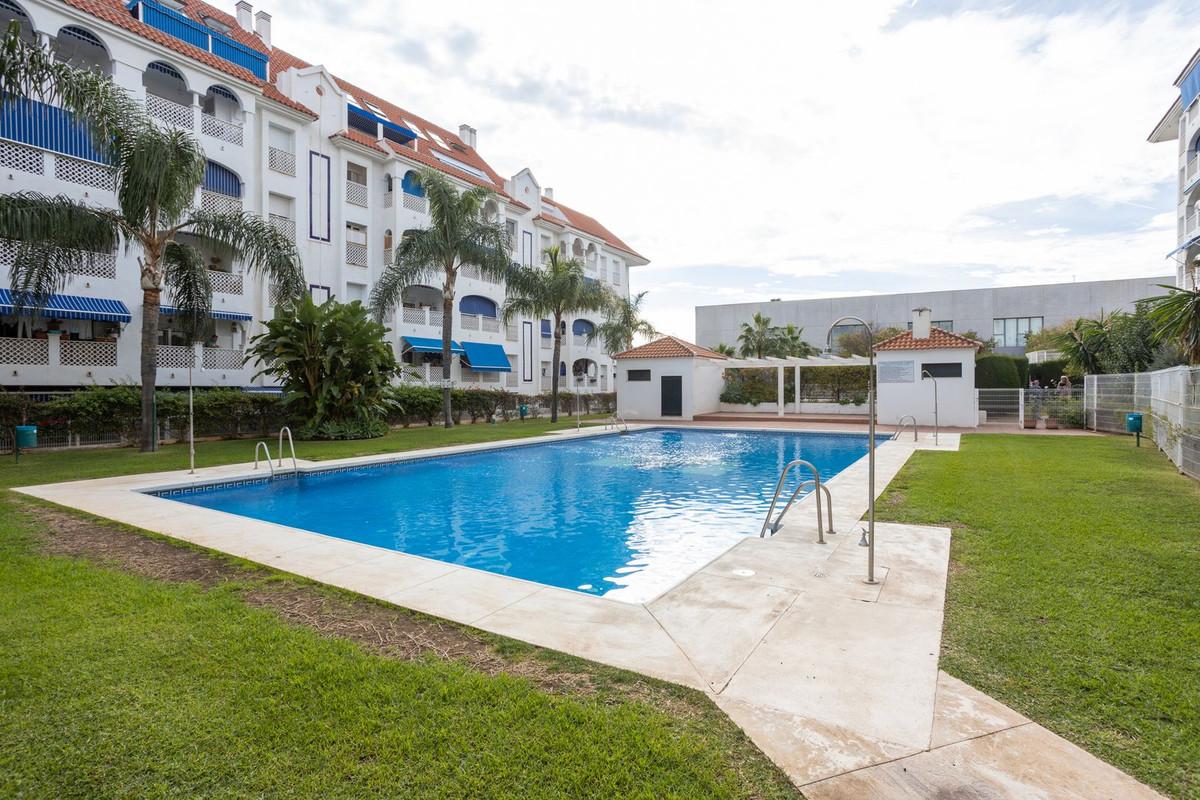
(159, 428), (882, 602)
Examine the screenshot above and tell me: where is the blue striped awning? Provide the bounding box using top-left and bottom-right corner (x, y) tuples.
(1166, 234), (1200, 259)
(160, 306), (252, 322)
(461, 341), (512, 372)
(0, 289), (130, 322)
(403, 336), (464, 354)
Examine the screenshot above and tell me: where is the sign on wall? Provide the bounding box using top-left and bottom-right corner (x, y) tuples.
(878, 360), (915, 383)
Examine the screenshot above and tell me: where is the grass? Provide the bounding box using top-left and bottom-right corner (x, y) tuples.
(877, 434), (1200, 799)
(0, 419), (799, 799)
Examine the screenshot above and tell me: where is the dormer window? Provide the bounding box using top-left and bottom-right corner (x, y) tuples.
(201, 15), (231, 34)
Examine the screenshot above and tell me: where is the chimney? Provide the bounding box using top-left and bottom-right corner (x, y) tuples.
(911, 307), (932, 340)
(254, 10), (271, 48)
(544, 187), (554, 200)
(458, 124), (477, 149)
(235, 1), (253, 32)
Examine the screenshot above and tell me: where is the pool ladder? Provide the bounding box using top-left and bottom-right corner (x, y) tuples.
(252, 427), (298, 478)
(604, 414), (629, 433)
(892, 414), (918, 442)
(760, 459), (834, 544)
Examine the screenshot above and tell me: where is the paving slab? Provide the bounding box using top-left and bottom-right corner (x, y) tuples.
(315, 551), (456, 598)
(802, 722), (1167, 799)
(385, 567), (541, 625)
(930, 671), (1029, 749)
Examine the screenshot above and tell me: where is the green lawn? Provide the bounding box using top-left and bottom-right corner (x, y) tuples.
(0, 420), (798, 800)
(878, 434), (1200, 799)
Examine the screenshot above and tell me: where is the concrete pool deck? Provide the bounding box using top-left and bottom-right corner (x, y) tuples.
(14, 425), (1164, 799)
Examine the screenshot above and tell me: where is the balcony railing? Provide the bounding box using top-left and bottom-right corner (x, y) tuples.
(541, 336), (552, 350)
(0, 239), (116, 279)
(383, 247), (393, 265)
(505, 371), (517, 387)
(401, 306), (442, 327)
(202, 347), (245, 370)
(268, 146), (295, 176)
(156, 343), (248, 371)
(146, 93), (193, 129)
(156, 344), (195, 369)
(1188, 155), (1200, 189)
(460, 312), (480, 331)
(402, 192), (427, 213)
(573, 334), (592, 347)
(200, 190), (241, 215)
(346, 241), (368, 267)
(383, 191), (393, 208)
(201, 113), (242, 146)
(346, 179), (368, 207)
(209, 270), (244, 295)
(0, 336), (50, 365)
(269, 214), (295, 240)
(60, 339), (117, 366)
(505, 323), (518, 341)
(459, 264), (500, 283)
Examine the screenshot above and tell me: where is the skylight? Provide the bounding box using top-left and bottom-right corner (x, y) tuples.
(432, 150), (489, 181)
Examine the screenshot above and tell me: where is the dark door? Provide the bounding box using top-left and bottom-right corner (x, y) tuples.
(661, 375), (683, 417)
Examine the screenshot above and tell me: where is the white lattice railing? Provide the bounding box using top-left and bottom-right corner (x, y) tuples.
(0, 337), (49, 365)
(573, 334), (592, 347)
(346, 180), (368, 207)
(481, 316), (500, 333)
(201, 190), (242, 216)
(383, 192), (394, 208)
(480, 371), (500, 384)
(269, 214), (295, 239)
(268, 146), (295, 175)
(55, 154), (115, 191)
(541, 337), (552, 350)
(506, 323), (518, 341)
(541, 377), (552, 391)
(60, 339), (117, 366)
(146, 94), (194, 129)
(459, 265), (500, 283)
(346, 242), (368, 267)
(0, 239), (116, 279)
(460, 312), (480, 331)
(0, 139), (44, 175)
(402, 307), (441, 327)
(202, 347), (244, 370)
(402, 192), (426, 213)
(209, 270), (243, 295)
(156, 344), (195, 369)
(505, 372), (517, 387)
(201, 113), (242, 146)
(383, 247), (393, 265)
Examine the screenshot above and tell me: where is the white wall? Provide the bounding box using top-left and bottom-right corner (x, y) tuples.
(616, 357), (725, 421)
(876, 347), (977, 428)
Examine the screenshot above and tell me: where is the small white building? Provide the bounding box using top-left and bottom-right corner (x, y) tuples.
(613, 336), (729, 421)
(874, 308), (981, 428)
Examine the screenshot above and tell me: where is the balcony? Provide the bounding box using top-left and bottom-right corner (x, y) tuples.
(460, 313), (500, 333)
(573, 334), (593, 347)
(459, 265), (501, 284)
(0, 334), (118, 369)
(346, 242), (369, 267)
(209, 270), (244, 295)
(156, 343), (247, 372)
(0, 98), (115, 190)
(202, 347), (245, 370)
(200, 190), (242, 215)
(402, 192), (427, 213)
(505, 323), (518, 341)
(383, 247), (393, 265)
(269, 214), (295, 240)
(401, 306), (443, 327)
(268, 147), (296, 176)
(541, 336), (552, 350)
(0, 336), (49, 365)
(0, 239), (116, 280)
(201, 113), (242, 146)
(383, 191), (394, 209)
(1188, 212), (1199, 238)
(346, 179), (368, 208)
(146, 93), (193, 130)
(60, 339), (118, 366)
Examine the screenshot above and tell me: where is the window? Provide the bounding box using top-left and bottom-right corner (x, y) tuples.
(522, 231), (534, 266)
(908, 320), (953, 332)
(505, 218), (517, 242)
(201, 16), (231, 34)
(346, 162), (367, 184)
(992, 316), (1043, 348)
(310, 285), (331, 303)
(345, 222), (367, 244)
(626, 369), (651, 382)
(921, 362), (963, 378)
(268, 125), (293, 152)
(308, 152), (330, 241)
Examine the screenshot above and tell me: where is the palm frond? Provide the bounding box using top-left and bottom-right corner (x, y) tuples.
(185, 210), (305, 302)
(369, 230), (445, 320)
(118, 126), (206, 231)
(161, 241), (212, 343)
(1145, 285), (1200, 364)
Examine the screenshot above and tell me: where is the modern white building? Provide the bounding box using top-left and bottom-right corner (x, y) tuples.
(0, 0), (647, 393)
(1149, 47), (1200, 291)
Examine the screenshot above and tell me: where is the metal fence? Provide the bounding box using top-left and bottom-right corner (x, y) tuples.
(976, 388), (1021, 423)
(1085, 366), (1200, 480)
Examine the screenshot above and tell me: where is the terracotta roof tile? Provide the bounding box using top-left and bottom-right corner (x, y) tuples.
(873, 327), (983, 351)
(542, 196), (645, 262)
(330, 128), (387, 154)
(614, 335), (728, 360)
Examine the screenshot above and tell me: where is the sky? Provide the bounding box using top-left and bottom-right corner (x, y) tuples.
(268, 0), (1200, 340)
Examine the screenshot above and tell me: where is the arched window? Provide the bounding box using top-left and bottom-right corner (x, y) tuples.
(383, 229), (393, 250)
(401, 170), (425, 197)
(559, 360), (567, 376)
(201, 84), (240, 123)
(203, 160), (241, 198)
(459, 295), (497, 318)
(571, 319), (595, 336)
(54, 25), (110, 75)
(0, 0), (36, 44)
(144, 60), (190, 107)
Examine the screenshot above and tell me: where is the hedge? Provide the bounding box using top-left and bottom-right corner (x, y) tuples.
(974, 355), (1022, 388)
(720, 367), (871, 405)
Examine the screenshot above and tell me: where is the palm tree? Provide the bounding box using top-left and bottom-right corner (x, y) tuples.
(503, 246), (612, 422)
(776, 323), (818, 357)
(1052, 313), (1111, 375)
(0, 24), (304, 451)
(737, 312), (777, 358)
(713, 343), (736, 356)
(589, 290), (657, 354)
(1145, 285), (1200, 364)
(369, 168), (509, 428)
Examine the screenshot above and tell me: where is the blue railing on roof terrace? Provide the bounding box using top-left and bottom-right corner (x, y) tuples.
(127, 0), (269, 81)
(0, 96), (108, 163)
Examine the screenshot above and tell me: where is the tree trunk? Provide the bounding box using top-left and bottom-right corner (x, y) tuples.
(550, 312), (562, 423)
(440, 274), (455, 428)
(140, 288), (161, 452)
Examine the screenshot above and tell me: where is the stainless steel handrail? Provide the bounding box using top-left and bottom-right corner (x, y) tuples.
(277, 426), (298, 470)
(605, 414), (629, 433)
(893, 414), (918, 441)
(253, 441), (274, 476)
(759, 459), (826, 543)
(784, 479), (834, 538)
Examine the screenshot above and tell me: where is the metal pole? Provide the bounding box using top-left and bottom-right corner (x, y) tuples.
(826, 315), (877, 585)
(922, 370), (939, 446)
(188, 362), (195, 474)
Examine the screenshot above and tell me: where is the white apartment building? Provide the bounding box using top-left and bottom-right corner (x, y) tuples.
(0, 0), (647, 394)
(1150, 47), (1200, 291)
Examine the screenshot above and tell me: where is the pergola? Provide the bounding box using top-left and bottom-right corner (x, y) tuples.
(719, 354), (870, 416)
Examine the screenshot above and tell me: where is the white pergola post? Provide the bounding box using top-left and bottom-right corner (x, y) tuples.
(777, 366), (785, 416)
(793, 365), (801, 414)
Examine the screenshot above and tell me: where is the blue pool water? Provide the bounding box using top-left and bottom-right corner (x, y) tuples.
(161, 429), (880, 602)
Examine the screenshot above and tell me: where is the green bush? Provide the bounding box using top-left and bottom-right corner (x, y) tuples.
(386, 385), (443, 427)
(975, 355), (1021, 388)
(1011, 355), (1029, 388)
(1027, 359), (1077, 387)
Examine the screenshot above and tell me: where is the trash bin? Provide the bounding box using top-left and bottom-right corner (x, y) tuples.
(14, 425), (37, 449)
(518, 404), (529, 421)
(1125, 413), (1143, 433)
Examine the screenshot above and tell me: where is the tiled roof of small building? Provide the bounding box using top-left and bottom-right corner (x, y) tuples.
(873, 327), (983, 351)
(614, 335), (729, 360)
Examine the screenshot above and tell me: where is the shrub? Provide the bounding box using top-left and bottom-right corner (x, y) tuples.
(387, 385), (442, 427)
(1028, 359), (1070, 387)
(975, 355), (1022, 388)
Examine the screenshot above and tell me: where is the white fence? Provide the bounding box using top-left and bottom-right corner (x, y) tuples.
(1085, 366), (1200, 480)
